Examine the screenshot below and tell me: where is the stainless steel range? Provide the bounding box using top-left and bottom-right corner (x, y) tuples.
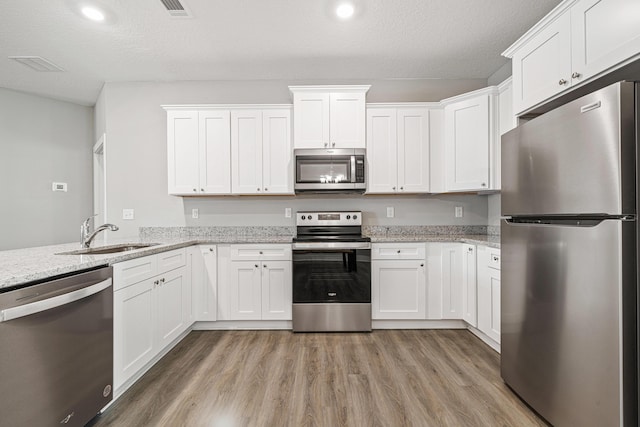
(292, 211), (371, 332)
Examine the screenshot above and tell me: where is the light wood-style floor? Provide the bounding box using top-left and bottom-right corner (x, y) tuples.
(90, 330), (547, 427)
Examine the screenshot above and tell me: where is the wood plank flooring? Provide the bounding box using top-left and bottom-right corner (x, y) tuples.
(89, 330), (547, 427)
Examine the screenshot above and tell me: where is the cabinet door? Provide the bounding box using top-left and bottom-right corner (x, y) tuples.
(229, 261), (262, 320)
(486, 267), (501, 343)
(167, 110), (199, 195)
(199, 245), (218, 321)
(156, 268), (188, 349)
(262, 109), (293, 194)
(330, 92), (366, 148)
(441, 243), (463, 319)
(366, 108), (398, 193)
(293, 92), (330, 148)
(261, 261), (292, 320)
(113, 278), (155, 390)
(397, 108), (430, 193)
(512, 12), (572, 114)
(445, 94), (491, 191)
(571, 0), (640, 83)
(231, 110), (263, 194)
(199, 110), (231, 194)
(372, 260), (426, 319)
(461, 244), (477, 327)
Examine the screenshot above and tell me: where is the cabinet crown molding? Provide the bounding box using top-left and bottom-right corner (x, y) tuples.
(502, 0), (578, 58)
(440, 86), (499, 106)
(366, 102), (441, 109)
(162, 104), (292, 110)
(288, 85), (371, 94)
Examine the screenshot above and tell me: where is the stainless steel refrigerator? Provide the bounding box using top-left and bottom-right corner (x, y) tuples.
(501, 81), (638, 427)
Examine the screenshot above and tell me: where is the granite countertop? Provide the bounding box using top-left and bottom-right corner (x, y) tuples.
(0, 230), (500, 290)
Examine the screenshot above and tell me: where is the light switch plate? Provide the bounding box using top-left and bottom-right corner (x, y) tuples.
(455, 206), (463, 218)
(386, 207), (395, 218)
(285, 208), (292, 218)
(192, 208), (199, 219)
(122, 209), (134, 220)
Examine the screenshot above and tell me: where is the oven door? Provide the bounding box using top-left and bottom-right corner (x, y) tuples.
(292, 242), (371, 304)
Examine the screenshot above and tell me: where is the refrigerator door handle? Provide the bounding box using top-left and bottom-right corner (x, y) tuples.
(503, 214), (635, 227)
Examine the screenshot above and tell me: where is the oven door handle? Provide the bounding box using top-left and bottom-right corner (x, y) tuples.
(0, 278), (112, 322)
(292, 242), (371, 250)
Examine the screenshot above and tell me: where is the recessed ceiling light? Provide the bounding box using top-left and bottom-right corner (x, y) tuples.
(82, 6), (105, 21)
(336, 3), (355, 19)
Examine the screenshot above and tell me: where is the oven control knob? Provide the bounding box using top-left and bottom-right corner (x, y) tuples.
(308, 215), (312, 220)
(346, 215), (351, 219)
(353, 215), (358, 220)
(301, 215), (306, 220)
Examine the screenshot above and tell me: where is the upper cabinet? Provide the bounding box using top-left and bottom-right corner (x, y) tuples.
(166, 110), (231, 195)
(505, 0), (640, 115)
(442, 88), (498, 192)
(366, 105), (432, 194)
(289, 86), (370, 149)
(165, 105), (293, 196)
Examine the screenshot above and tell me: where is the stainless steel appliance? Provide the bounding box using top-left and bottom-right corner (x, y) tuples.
(292, 211), (371, 331)
(501, 81), (638, 427)
(0, 266), (114, 427)
(294, 148), (366, 193)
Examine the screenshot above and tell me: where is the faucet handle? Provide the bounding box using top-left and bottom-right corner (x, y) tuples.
(82, 214), (98, 229)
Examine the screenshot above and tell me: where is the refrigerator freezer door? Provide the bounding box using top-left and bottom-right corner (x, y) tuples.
(501, 218), (628, 427)
(501, 81), (635, 216)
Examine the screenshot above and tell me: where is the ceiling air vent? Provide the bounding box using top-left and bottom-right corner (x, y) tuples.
(8, 56), (65, 72)
(160, 0), (192, 17)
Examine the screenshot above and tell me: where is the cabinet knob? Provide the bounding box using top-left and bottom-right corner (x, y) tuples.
(263, 264), (267, 268)
(468, 247), (473, 252)
(200, 188), (204, 192)
(400, 187), (404, 190)
(392, 186), (396, 190)
(420, 263), (424, 267)
(209, 248), (214, 252)
(257, 188), (260, 191)
(571, 72), (581, 79)
(160, 278), (165, 283)
(264, 188), (268, 191)
(559, 79), (568, 85)
(481, 182), (486, 187)
(259, 251), (263, 254)
(255, 264), (259, 268)
(193, 188), (197, 192)
(154, 280), (159, 285)
(493, 256), (499, 261)
(397, 250), (401, 254)
(324, 143), (328, 147)
(332, 142), (336, 147)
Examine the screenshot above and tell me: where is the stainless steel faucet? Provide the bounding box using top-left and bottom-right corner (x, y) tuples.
(81, 215), (119, 248)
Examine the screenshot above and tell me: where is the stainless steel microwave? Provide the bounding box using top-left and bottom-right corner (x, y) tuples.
(294, 148), (366, 193)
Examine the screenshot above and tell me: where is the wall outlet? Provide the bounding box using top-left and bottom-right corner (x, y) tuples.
(122, 209), (134, 220)
(455, 206), (463, 218)
(52, 182), (67, 192)
(285, 208), (292, 218)
(386, 207), (395, 218)
(192, 208), (199, 219)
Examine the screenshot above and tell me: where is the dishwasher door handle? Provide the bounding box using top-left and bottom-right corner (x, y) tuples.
(0, 278), (112, 322)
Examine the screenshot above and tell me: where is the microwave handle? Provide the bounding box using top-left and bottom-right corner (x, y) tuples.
(351, 155), (356, 183)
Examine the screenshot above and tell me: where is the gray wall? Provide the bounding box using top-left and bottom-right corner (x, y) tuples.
(101, 79), (490, 238)
(0, 88), (94, 250)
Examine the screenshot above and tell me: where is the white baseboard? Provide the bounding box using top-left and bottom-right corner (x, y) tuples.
(466, 325), (501, 353)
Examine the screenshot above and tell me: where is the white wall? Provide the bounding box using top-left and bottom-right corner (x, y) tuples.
(0, 88), (94, 250)
(487, 194), (501, 227)
(101, 79), (489, 237)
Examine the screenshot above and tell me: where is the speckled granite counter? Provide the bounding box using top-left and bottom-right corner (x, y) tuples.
(1, 225), (499, 289)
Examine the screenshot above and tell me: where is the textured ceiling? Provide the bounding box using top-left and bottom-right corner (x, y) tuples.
(0, 0), (562, 105)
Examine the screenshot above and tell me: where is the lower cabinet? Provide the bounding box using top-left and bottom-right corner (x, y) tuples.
(441, 243), (463, 319)
(371, 243), (426, 319)
(113, 249), (191, 391)
(461, 244), (477, 327)
(189, 245), (217, 322)
(228, 244), (292, 321)
(477, 247), (501, 343)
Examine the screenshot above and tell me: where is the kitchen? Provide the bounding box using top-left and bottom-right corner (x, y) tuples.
(1, 0), (639, 426)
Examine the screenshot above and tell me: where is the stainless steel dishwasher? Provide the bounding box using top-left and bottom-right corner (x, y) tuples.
(0, 266), (113, 427)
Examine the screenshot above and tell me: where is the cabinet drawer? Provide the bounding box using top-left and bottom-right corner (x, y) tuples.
(488, 248), (501, 270)
(157, 248), (186, 273)
(230, 244), (292, 261)
(372, 243), (425, 260)
(113, 255), (157, 291)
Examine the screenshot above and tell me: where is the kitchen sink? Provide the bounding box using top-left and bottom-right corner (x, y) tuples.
(57, 243), (159, 255)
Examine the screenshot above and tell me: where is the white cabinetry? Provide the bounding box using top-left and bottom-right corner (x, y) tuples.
(443, 89), (497, 192)
(231, 108), (293, 195)
(289, 86), (370, 149)
(228, 244), (292, 320)
(461, 244), (477, 327)
(165, 105), (292, 196)
(166, 110), (231, 195)
(366, 105), (431, 194)
(113, 248), (190, 391)
(371, 243), (427, 319)
(189, 245), (217, 322)
(505, 0), (640, 115)
(477, 246), (501, 343)
(441, 243), (463, 319)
